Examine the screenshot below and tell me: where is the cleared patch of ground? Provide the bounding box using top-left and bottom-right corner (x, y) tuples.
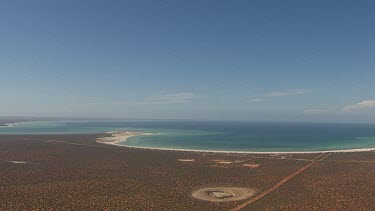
(243, 163), (259, 168)
(177, 159), (195, 162)
(192, 187), (257, 202)
(9, 161), (29, 164)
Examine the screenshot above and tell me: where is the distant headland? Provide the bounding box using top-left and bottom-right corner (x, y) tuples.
(0, 124), (12, 127)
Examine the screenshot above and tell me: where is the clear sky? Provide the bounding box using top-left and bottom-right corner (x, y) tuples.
(1, 0), (375, 122)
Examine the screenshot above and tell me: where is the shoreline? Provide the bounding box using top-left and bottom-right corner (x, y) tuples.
(97, 131), (375, 154)
(0, 123), (12, 127)
(3, 121), (375, 154)
(96, 131), (154, 146)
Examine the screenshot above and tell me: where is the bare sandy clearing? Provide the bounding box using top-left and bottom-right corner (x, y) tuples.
(177, 159), (195, 162)
(243, 163), (260, 168)
(192, 187), (257, 202)
(9, 161), (29, 164)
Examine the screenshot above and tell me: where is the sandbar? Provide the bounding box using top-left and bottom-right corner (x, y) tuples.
(96, 131), (154, 146)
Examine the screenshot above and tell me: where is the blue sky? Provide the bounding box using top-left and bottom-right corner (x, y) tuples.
(0, 0), (375, 122)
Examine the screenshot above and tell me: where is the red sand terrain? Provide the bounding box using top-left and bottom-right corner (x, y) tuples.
(0, 134), (374, 210)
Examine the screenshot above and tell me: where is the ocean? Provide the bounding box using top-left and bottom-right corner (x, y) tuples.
(1, 120), (375, 152)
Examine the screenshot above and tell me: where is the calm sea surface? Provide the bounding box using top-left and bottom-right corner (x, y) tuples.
(1, 120), (375, 152)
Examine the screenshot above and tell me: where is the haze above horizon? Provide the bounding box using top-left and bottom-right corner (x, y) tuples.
(1, 0), (375, 123)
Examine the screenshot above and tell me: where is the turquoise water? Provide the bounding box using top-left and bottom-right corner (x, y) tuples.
(1, 120), (375, 152)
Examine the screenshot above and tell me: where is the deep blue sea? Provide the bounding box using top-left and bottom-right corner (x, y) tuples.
(1, 120), (375, 152)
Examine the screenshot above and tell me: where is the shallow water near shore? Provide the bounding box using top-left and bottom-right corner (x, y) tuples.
(1, 120), (375, 152)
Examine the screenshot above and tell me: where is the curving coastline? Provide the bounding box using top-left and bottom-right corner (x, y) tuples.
(97, 131), (375, 154)
(96, 131), (154, 146)
(0, 123), (12, 127)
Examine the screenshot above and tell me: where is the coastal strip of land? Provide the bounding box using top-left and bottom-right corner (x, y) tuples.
(96, 131), (154, 146)
(96, 131), (375, 154)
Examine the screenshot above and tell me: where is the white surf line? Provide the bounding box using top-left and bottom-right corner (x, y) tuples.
(101, 132), (375, 154)
(119, 142), (375, 155)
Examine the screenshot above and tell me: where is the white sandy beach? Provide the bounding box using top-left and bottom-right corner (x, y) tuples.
(97, 131), (375, 154)
(96, 131), (154, 146)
